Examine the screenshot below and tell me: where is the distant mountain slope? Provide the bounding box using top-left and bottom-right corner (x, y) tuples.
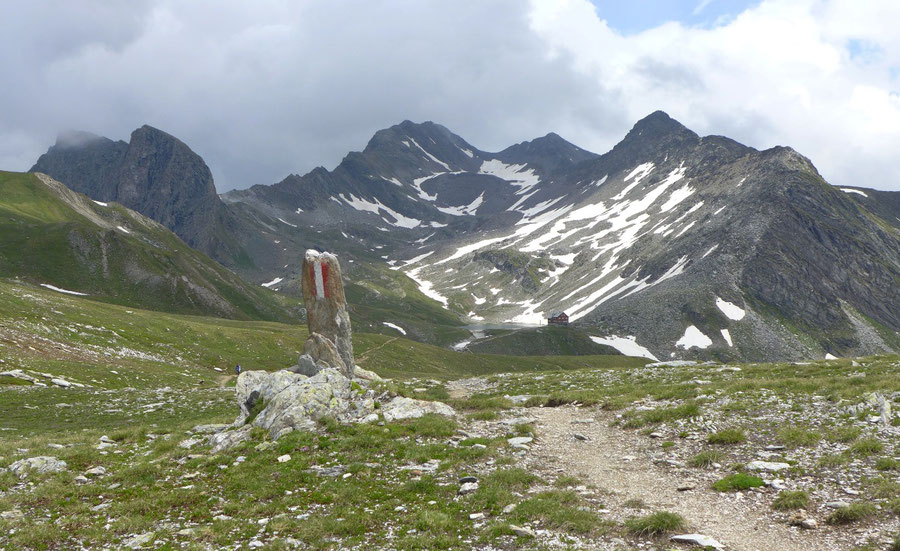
(0, 171), (300, 322)
(30, 115), (900, 360)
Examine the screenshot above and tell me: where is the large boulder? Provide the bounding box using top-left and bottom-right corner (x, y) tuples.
(232, 368), (376, 439)
(381, 396), (457, 422)
(301, 250), (354, 377)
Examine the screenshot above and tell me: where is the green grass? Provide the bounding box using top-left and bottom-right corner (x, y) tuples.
(772, 490), (809, 511)
(689, 450), (725, 468)
(849, 438), (885, 457)
(875, 457), (899, 471)
(712, 473), (765, 492)
(623, 402), (701, 428)
(826, 426), (862, 443)
(777, 426), (821, 448)
(826, 502), (876, 525)
(511, 490), (610, 535)
(708, 428), (746, 445)
(624, 511), (686, 536)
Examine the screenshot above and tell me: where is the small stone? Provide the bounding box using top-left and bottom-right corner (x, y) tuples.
(509, 524), (535, 537)
(255, 441), (275, 452)
(469, 512), (485, 520)
(175, 528), (195, 537)
(502, 504), (517, 514)
(843, 488), (859, 495)
(788, 510), (808, 526)
(507, 436), (533, 447)
(649, 432), (664, 438)
(91, 503), (111, 512)
(123, 532), (154, 549)
(670, 534), (724, 550)
(800, 518), (818, 530)
(826, 501), (850, 509)
(178, 438), (200, 449)
(99, 435), (115, 443)
(85, 466), (107, 477)
(677, 485), (695, 492)
(746, 460), (790, 472)
(458, 482), (479, 495)
(277, 454), (291, 463)
(213, 515), (232, 521)
(459, 476), (478, 484)
(0, 509), (23, 520)
(765, 445), (786, 451)
(74, 475), (90, 484)
(573, 433), (588, 441)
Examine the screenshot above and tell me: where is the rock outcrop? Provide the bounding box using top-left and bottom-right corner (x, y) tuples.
(9, 456), (68, 478)
(299, 250), (354, 378)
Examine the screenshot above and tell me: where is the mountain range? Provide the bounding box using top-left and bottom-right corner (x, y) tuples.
(29, 112), (900, 361)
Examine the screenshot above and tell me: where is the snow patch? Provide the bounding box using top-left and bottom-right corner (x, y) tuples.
(437, 192), (484, 216)
(478, 159), (540, 195)
(589, 335), (658, 361)
(405, 267), (448, 307)
(825, 353), (838, 360)
(408, 137), (451, 170)
(382, 322), (406, 335)
(116, 225), (130, 234)
(40, 284), (88, 296)
(92, 200), (108, 207)
(676, 326), (713, 349)
(715, 297), (746, 320)
(659, 185), (695, 212)
(276, 217), (298, 228)
(340, 194), (421, 229)
(840, 188), (868, 198)
(261, 277), (283, 288)
(721, 329), (733, 347)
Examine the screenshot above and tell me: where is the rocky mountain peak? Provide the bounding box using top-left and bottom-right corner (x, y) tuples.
(53, 129), (111, 149)
(497, 131), (597, 171)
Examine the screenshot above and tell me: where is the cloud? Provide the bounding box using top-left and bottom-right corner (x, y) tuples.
(528, 0), (900, 190)
(0, 0), (899, 191)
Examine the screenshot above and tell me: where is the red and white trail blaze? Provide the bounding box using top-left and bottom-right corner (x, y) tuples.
(311, 261), (329, 298)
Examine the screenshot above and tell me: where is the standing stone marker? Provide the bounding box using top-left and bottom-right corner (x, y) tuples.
(300, 250), (354, 378)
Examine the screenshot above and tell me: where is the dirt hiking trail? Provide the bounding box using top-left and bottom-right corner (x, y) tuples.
(523, 405), (858, 551)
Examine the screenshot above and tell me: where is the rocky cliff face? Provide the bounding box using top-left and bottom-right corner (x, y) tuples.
(32, 126), (248, 266)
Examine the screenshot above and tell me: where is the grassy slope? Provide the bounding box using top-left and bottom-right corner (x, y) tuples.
(343, 261), (470, 348)
(0, 171), (300, 322)
(0, 278), (646, 435)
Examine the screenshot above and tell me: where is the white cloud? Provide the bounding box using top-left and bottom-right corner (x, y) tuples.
(0, 0), (898, 192)
(527, 0), (900, 190)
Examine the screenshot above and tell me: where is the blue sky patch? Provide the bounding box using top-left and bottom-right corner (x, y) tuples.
(589, 0), (760, 34)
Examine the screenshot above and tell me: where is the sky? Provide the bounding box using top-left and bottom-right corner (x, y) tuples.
(1, 0), (899, 192)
